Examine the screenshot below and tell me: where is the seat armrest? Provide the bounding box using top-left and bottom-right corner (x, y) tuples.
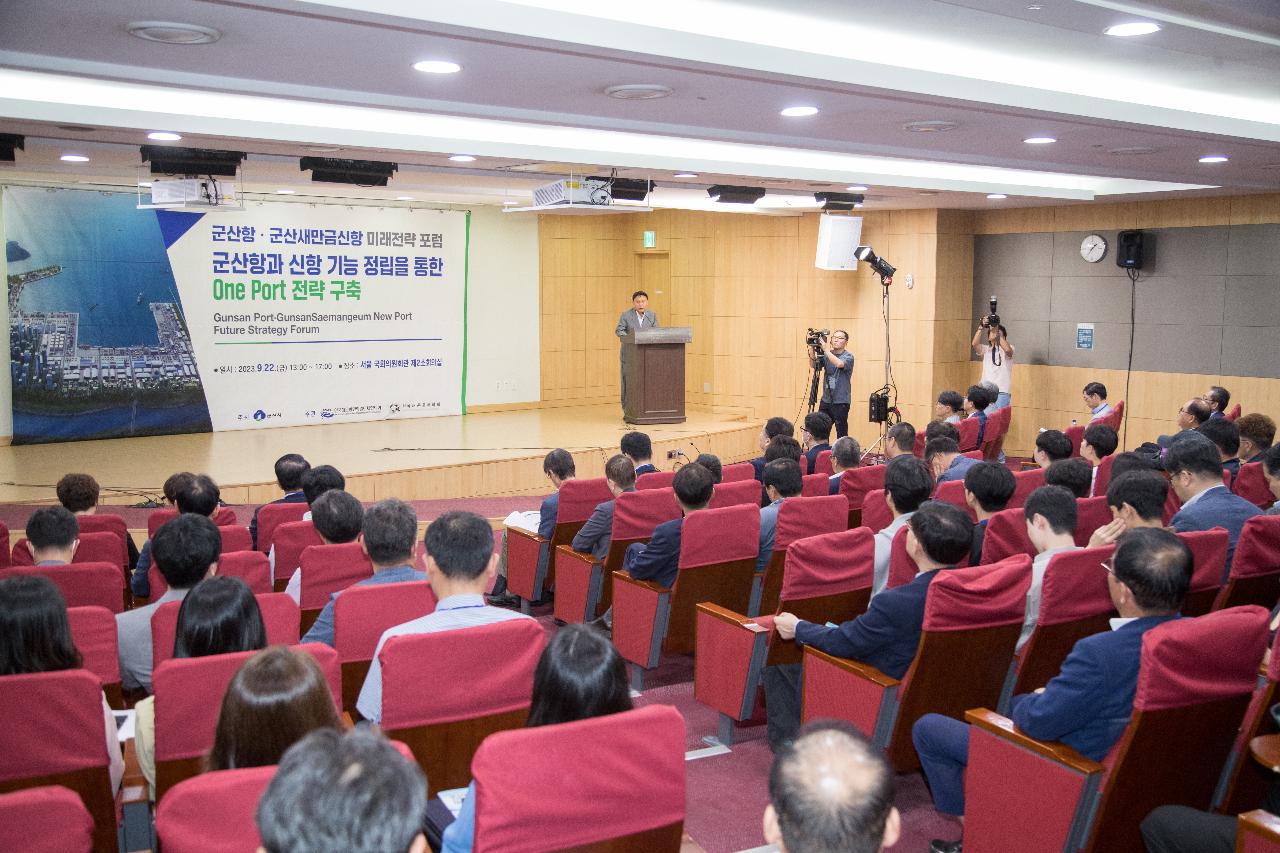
(1238, 810), (1280, 847)
(804, 646), (901, 689)
(965, 708), (1104, 774)
(555, 543), (594, 565)
(695, 602), (765, 631)
(611, 571), (667, 595)
(506, 527), (547, 545)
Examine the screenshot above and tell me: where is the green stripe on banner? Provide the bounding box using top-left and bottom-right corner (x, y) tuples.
(462, 210), (471, 414)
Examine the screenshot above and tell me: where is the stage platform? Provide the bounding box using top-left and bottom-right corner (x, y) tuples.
(0, 404), (759, 506)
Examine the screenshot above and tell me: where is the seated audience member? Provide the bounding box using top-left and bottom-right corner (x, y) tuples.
(801, 412), (834, 475)
(926, 420), (961, 446)
(620, 463), (715, 592)
(250, 453), (310, 548)
(302, 498), (427, 647)
(1144, 785), (1280, 853)
(926, 436), (979, 484)
(441, 624), (633, 853)
(751, 418), (795, 480)
(885, 422), (916, 460)
(24, 506), (79, 565)
(1237, 413), (1275, 465)
(356, 510), (531, 723)
(830, 436), (862, 495)
(764, 502), (973, 751)
(1083, 382), (1111, 421)
(571, 454), (637, 562)
(1205, 385), (1231, 419)
(765, 721), (901, 853)
(256, 728), (428, 853)
(1166, 438), (1261, 573)
(758, 459), (805, 573)
(284, 490), (365, 603)
(1198, 417), (1243, 484)
(1110, 451), (1160, 479)
(761, 435), (804, 505)
(1088, 471), (1169, 548)
(621, 431), (657, 477)
(132, 474), (222, 598)
(1080, 423), (1118, 471)
(964, 463), (1016, 566)
(868, 456), (935, 594)
(299, 465), (345, 520)
(1016, 485), (1082, 652)
(0, 575), (124, 792)
(1157, 399), (1211, 448)
(492, 448), (575, 603)
(209, 646), (340, 770)
(979, 381), (1001, 415)
(117, 513), (220, 693)
(915, 528), (1192, 850)
(963, 385), (993, 445)
(935, 391), (964, 425)
(54, 472), (138, 565)
(1044, 458), (1093, 500)
(1033, 429), (1073, 469)
(134, 575), (268, 794)
(694, 453), (723, 483)
(1264, 445), (1280, 515)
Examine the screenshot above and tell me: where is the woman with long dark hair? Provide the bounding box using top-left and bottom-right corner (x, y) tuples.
(0, 575), (125, 791)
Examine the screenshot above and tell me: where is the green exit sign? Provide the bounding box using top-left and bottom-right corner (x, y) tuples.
(643, 230), (656, 248)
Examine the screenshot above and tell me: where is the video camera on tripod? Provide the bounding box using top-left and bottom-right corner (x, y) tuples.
(806, 327), (830, 353)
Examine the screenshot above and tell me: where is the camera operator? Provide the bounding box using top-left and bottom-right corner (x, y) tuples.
(971, 311), (1014, 412)
(809, 329), (854, 439)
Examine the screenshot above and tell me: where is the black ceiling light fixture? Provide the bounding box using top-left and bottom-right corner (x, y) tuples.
(707, 184), (766, 204)
(814, 191), (864, 211)
(300, 157), (398, 186)
(141, 145), (245, 176)
(590, 176), (653, 202)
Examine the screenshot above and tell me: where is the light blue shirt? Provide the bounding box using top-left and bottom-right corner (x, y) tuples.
(1090, 402), (1112, 420)
(355, 594), (531, 723)
(441, 781), (478, 853)
(300, 564), (425, 647)
(756, 498), (785, 574)
(872, 511), (915, 596)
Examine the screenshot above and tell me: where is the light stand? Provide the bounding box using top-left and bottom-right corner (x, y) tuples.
(854, 246), (898, 462)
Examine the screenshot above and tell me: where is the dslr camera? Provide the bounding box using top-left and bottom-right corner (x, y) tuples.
(806, 328), (830, 351)
(982, 296), (1001, 330)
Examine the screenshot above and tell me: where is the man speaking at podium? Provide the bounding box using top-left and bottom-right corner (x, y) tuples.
(615, 290), (658, 409)
(810, 330), (854, 438)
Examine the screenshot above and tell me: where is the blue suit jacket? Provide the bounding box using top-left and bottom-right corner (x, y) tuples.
(1170, 485), (1262, 577)
(937, 454), (980, 484)
(633, 463), (658, 477)
(249, 491), (308, 548)
(828, 473), (842, 496)
(623, 517), (682, 589)
(1010, 614), (1179, 760)
(804, 443), (830, 475)
(795, 569), (940, 680)
(571, 491), (631, 561)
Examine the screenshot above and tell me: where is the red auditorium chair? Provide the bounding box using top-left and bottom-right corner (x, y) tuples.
(270, 520), (323, 590)
(707, 478), (761, 508)
(801, 555), (1033, 771)
(152, 593), (301, 671)
(980, 506), (1036, 564)
(379, 619), (546, 796)
(913, 431), (926, 458)
(297, 542), (374, 633)
(1227, 403), (1242, 422)
(695, 528), (876, 745)
(149, 507), (237, 537)
(155, 766), (274, 853)
(840, 464), (886, 528)
(553, 488), (680, 625)
(1235, 462), (1276, 510)
(721, 462), (755, 482)
(1213, 516), (1280, 611)
(813, 449), (834, 475)
(957, 417), (981, 452)
(752, 495), (847, 617)
(636, 470), (676, 490)
(860, 489), (893, 535)
(885, 526), (919, 590)
(1092, 453), (1116, 497)
(254, 502), (310, 554)
(1215, 630), (1280, 817)
(1065, 422), (1086, 458)
(333, 580), (436, 712)
(6, 562), (123, 613)
(470, 706), (686, 852)
(217, 525), (254, 554)
(216, 550), (272, 594)
(1163, 487), (1183, 525)
(1101, 400), (1125, 432)
(612, 503), (760, 690)
(67, 605), (123, 709)
(0, 670), (119, 852)
(961, 605), (1267, 853)
(961, 450), (983, 461)
(11, 531), (119, 567)
(981, 406), (1012, 461)
(1002, 546), (1116, 708)
(1073, 496), (1113, 546)
(74, 513), (130, 571)
(0, 785), (94, 853)
(933, 480), (976, 520)
(800, 473), (829, 496)
(0, 520), (9, 568)
(1008, 467), (1046, 509)
(506, 478), (612, 609)
(1239, 811), (1280, 852)
(1177, 528), (1229, 616)
(153, 643), (340, 800)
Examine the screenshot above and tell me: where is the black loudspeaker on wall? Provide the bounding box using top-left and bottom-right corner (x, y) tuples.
(1116, 230), (1145, 270)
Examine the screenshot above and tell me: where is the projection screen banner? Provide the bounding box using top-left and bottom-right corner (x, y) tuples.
(4, 186), (468, 444)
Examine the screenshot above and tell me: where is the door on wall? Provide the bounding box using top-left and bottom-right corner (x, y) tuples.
(634, 252), (671, 323)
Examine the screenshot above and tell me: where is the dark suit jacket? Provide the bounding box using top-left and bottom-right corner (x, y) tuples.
(804, 443), (830, 475)
(750, 456), (767, 482)
(794, 569), (941, 680)
(1223, 458), (1242, 487)
(1010, 614), (1179, 760)
(1170, 485), (1262, 577)
(969, 519), (988, 567)
(572, 489), (635, 561)
(633, 463), (658, 477)
(828, 473), (842, 496)
(623, 517), (682, 589)
(538, 492), (559, 540)
(249, 491), (308, 548)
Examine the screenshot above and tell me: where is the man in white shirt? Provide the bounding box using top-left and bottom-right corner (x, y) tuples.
(284, 489), (364, 604)
(871, 456), (934, 595)
(1083, 382), (1112, 421)
(1016, 486), (1082, 652)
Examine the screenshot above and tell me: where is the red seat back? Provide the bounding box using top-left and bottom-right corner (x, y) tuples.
(1228, 516), (1280, 581)
(839, 465), (886, 515)
(74, 514), (129, 570)
(774, 496), (848, 550)
(0, 520), (9, 568)
(801, 473), (829, 497)
(255, 502), (310, 553)
(678, 504), (759, 570)
(272, 520), (323, 578)
(5, 562), (123, 613)
(472, 706), (686, 853)
(1093, 454), (1115, 497)
(152, 593), (301, 670)
(707, 479), (760, 508)
(10, 534), (118, 567)
(980, 506), (1035, 564)
(613, 489), (681, 537)
(913, 431), (926, 458)
(334, 581), (437, 663)
(957, 416), (981, 452)
(1177, 528), (1229, 615)
(155, 766), (274, 853)
(636, 471), (675, 490)
(981, 407), (1012, 460)
(886, 525), (918, 589)
(1234, 462), (1276, 510)
(298, 542), (374, 610)
(1100, 401), (1124, 433)
(150, 507), (237, 538)
(217, 551), (273, 594)
(721, 462), (755, 482)
(860, 489), (893, 535)
(66, 606), (120, 698)
(1073, 496), (1112, 546)
(1226, 404), (1242, 422)
(1065, 423), (1086, 458)
(813, 450), (834, 476)
(556, 478), (615, 522)
(217, 525), (254, 554)
(1009, 467), (1046, 509)
(782, 528), (877, 602)
(0, 785), (95, 853)
(934, 480), (976, 519)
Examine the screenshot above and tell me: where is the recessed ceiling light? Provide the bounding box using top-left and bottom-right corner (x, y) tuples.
(903, 120), (959, 133)
(1198, 154), (1229, 163)
(395, 196), (414, 201)
(147, 131), (182, 141)
(1105, 21), (1160, 36)
(60, 154), (89, 162)
(780, 105), (819, 117)
(987, 193), (1008, 200)
(449, 154), (476, 162)
(138, 181), (153, 187)
(126, 21), (221, 44)
(846, 185), (868, 192)
(673, 172), (698, 179)
(604, 84), (673, 100)
(1023, 136), (1056, 144)
(275, 189), (295, 194)
(412, 60), (461, 74)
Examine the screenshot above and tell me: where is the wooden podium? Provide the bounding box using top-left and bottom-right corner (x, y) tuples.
(622, 326), (692, 424)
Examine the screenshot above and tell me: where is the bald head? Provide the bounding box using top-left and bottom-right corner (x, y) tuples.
(766, 722), (899, 853)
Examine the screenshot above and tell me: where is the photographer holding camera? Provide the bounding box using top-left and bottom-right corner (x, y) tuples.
(809, 328), (855, 438)
(971, 298), (1014, 411)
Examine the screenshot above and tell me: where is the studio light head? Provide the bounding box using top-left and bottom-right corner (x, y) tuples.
(854, 245), (896, 280)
